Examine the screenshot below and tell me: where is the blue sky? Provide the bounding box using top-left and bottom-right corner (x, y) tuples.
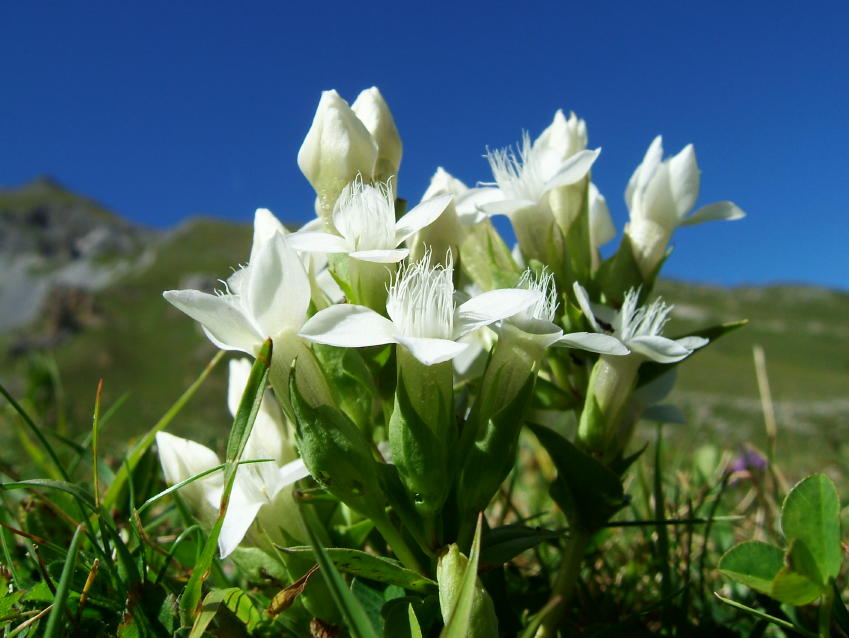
(2, 2), (848, 289)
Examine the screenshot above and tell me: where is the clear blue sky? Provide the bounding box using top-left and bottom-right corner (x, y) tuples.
(2, 1), (847, 290)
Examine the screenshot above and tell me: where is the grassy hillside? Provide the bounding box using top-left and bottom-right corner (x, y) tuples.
(2, 215), (847, 482)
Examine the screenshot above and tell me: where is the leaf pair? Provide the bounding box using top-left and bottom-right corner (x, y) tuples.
(719, 473), (842, 606)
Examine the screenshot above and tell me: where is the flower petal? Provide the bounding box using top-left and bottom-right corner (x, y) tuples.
(667, 144), (700, 217)
(250, 208), (289, 264)
(394, 194), (451, 244)
(478, 198), (538, 218)
(571, 282), (601, 332)
(454, 288), (540, 337)
(629, 335), (690, 363)
(245, 232), (311, 335)
(227, 359), (254, 417)
(163, 289), (260, 352)
(680, 201), (746, 226)
(300, 304), (399, 347)
(218, 492), (264, 559)
(675, 336), (709, 351)
(542, 148), (601, 191)
(287, 230), (351, 254)
(556, 332), (629, 355)
(349, 248), (409, 263)
(395, 336), (469, 365)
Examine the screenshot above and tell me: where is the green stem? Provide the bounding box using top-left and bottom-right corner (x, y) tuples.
(534, 528), (593, 637)
(819, 584), (834, 638)
(372, 512), (426, 576)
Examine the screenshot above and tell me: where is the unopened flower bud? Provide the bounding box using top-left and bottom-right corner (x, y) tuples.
(298, 90), (378, 224)
(352, 86), (402, 183)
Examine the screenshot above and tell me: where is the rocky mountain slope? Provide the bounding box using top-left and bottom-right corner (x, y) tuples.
(0, 179), (846, 479)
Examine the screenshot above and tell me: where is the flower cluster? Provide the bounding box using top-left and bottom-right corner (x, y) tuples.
(157, 86), (745, 635)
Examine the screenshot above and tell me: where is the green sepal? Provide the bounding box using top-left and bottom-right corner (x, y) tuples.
(312, 343), (376, 430)
(456, 373), (535, 517)
(594, 233), (646, 303)
(459, 220), (521, 291)
(289, 369), (386, 519)
(389, 372), (451, 516)
(528, 423), (625, 532)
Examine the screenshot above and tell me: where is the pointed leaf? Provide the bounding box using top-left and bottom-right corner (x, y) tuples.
(528, 423), (625, 531)
(277, 547), (436, 593)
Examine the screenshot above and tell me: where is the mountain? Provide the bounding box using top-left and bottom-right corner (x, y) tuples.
(1, 179), (846, 479)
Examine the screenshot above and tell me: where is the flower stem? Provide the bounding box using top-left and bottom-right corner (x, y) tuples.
(371, 512), (427, 576)
(819, 584), (834, 638)
(534, 528), (592, 638)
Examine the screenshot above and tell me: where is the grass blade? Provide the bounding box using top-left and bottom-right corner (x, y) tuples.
(300, 505), (380, 638)
(179, 340), (271, 624)
(100, 350), (225, 512)
(42, 523), (85, 638)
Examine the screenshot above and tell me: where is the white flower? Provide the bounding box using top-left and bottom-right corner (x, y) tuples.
(625, 136), (745, 276)
(299, 255), (541, 366)
(155, 359), (309, 558)
(288, 178), (450, 264)
(564, 283), (707, 363)
(351, 87), (402, 181)
(589, 183), (615, 250)
(477, 134), (600, 219)
(163, 209), (311, 356)
(298, 90), (378, 218)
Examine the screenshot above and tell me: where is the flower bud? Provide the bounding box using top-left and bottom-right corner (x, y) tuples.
(625, 137), (700, 277)
(351, 86), (403, 183)
(409, 168), (464, 265)
(437, 544), (499, 636)
(298, 90), (378, 225)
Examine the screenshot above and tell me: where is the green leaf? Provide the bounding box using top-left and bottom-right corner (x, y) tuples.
(479, 524), (563, 565)
(781, 473), (842, 585)
(718, 541), (784, 594)
(528, 423), (625, 531)
(770, 567), (823, 606)
(189, 588), (262, 638)
(278, 546), (437, 593)
(290, 368), (385, 517)
(407, 603), (424, 638)
(301, 507), (381, 638)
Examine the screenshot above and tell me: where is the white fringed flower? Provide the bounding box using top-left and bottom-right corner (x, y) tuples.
(288, 178), (450, 264)
(299, 255), (540, 366)
(565, 283), (707, 363)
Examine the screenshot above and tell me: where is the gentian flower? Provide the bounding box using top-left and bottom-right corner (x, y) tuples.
(156, 359), (309, 558)
(299, 255), (540, 366)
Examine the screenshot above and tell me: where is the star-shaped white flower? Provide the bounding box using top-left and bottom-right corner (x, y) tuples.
(156, 359), (309, 558)
(299, 255), (541, 366)
(288, 178), (451, 264)
(563, 283), (707, 363)
(163, 209), (311, 355)
(472, 113), (601, 219)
